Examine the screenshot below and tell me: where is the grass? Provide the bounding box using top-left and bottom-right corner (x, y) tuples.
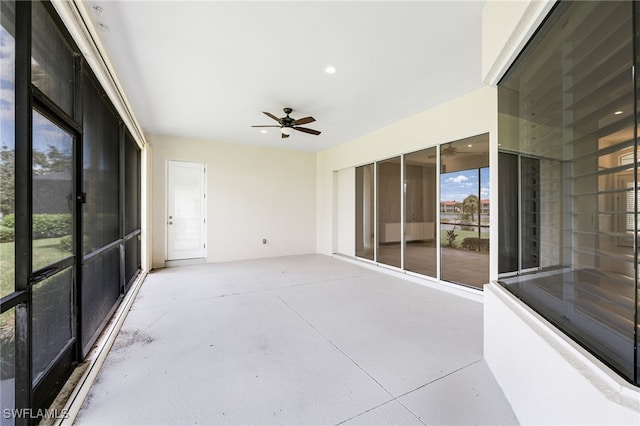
(1, 237), (71, 378)
(441, 229), (489, 249)
(1, 237), (69, 298)
(0, 241), (15, 299)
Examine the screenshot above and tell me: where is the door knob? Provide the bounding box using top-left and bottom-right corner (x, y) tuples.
(169, 215), (173, 219)
(169, 221), (173, 225)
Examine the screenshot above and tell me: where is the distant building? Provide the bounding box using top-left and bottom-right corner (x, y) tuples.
(440, 199), (490, 215)
(481, 199), (489, 214)
(440, 200), (460, 213)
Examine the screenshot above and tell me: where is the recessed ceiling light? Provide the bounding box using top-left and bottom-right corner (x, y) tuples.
(260, 130), (267, 134)
(325, 66), (337, 74)
(467, 144), (473, 148)
(614, 110), (623, 115)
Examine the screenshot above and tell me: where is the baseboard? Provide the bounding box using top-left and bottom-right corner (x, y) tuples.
(164, 257), (206, 268)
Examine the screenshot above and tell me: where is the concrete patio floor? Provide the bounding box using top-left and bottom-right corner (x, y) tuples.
(75, 255), (518, 425)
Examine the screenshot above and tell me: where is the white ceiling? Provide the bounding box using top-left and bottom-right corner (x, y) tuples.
(85, 1), (486, 152)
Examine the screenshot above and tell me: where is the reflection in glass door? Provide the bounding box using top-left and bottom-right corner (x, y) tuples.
(404, 148), (437, 276)
(377, 157), (402, 268)
(355, 164), (375, 260)
(440, 134), (489, 288)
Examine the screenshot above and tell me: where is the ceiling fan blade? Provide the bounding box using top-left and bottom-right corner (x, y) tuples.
(294, 116), (315, 125)
(251, 125), (281, 128)
(294, 127), (321, 135)
(281, 133), (290, 139)
(263, 111), (281, 123)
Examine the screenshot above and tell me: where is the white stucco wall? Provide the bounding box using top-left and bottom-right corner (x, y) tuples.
(485, 284), (640, 425)
(149, 135), (317, 268)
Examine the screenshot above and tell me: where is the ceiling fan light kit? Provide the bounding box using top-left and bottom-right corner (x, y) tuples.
(252, 107), (321, 139)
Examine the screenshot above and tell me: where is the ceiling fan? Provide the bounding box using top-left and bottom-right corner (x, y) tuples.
(427, 142), (487, 158)
(252, 108), (321, 139)
(441, 143), (458, 156)
(428, 143), (458, 158)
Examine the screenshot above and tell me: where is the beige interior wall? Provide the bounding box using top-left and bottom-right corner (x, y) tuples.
(149, 135), (317, 268)
(335, 168), (355, 256)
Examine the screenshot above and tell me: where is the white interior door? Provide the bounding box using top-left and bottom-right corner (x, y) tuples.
(167, 161), (206, 260)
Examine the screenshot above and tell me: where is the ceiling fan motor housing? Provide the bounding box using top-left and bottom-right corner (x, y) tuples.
(281, 108), (294, 127)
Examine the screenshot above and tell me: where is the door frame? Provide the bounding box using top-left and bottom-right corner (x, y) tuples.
(29, 100), (80, 411)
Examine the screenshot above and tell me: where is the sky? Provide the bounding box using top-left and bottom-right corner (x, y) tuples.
(1, 23), (15, 151)
(440, 167), (489, 202)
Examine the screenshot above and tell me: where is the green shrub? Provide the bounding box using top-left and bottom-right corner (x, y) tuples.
(59, 235), (73, 252)
(32, 214), (72, 239)
(0, 225), (14, 242)
(445, 229), (458, 247)
(0, 214), (14, 229)
(59, 235), (90, 252)
(461, 237), (489, 253)
(0, 214), (72, 241)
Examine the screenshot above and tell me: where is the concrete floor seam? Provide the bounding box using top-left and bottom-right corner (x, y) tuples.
(363, 359), (486, 426)
(271, 291), (428, 426)
(396, 358), (484, 400)
(255, 273), (366, 292)
(272, 291), (394, 396)
(333, 396), (420, 426)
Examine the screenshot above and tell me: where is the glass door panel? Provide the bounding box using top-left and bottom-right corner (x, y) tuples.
(377, 157), (401, 268)
(355, 164), (375, 260)
(404, 148), (437, 277)
(440, 135), (489, 288)
(0, 0), (16, 301)
(497, 152), (519, 274)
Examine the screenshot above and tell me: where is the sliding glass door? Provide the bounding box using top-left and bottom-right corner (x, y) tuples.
(404, 148), (437, 277)
(354, 137), (490, 288)
(355, 164), (375, 261)
(377, 157), (402, 268)
(440, 135), (489, 288)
